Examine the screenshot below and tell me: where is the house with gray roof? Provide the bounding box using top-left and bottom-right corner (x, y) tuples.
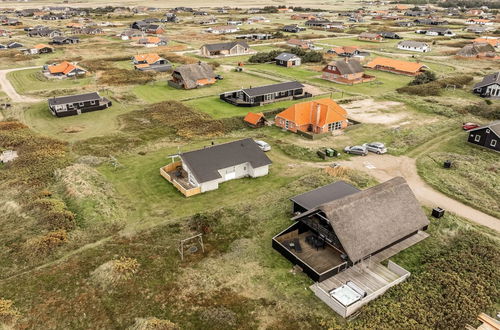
(48, 92), (112, 117)
(473, 72), (500, 99)
(160, 138), (272, 196)
(397, 40), (431, 52)
(220, 81), (310, 106)
(200, 41), (254, 57)
(275, 52), (301, 67)
(467, 121), (500, 152)
(322, 58), (375, 85)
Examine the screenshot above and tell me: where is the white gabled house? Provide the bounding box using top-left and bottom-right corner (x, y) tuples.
(397, 40), (431, 52)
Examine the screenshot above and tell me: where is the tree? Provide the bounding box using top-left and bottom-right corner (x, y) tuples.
(410, 70), (437, 85)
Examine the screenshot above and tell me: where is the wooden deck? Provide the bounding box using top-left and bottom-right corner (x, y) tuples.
(370, 230), (429, 263)
(276, 231), (345, 274)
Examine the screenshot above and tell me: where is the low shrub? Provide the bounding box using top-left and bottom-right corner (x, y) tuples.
(24, 229), (69, 257)
(0, 298), (20, 325)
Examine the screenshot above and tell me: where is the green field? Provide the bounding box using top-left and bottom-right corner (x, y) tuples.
(22, 96), (138, 142)
(7, 68), (93, 95)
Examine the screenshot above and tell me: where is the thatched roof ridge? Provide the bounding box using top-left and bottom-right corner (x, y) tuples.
(317, 177), (429, 262)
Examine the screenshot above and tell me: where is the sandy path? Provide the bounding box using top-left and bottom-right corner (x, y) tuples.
(0, 66), (42, 103)
(340, 154), (500, 233)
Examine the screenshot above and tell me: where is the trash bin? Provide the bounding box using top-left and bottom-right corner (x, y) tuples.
(444, 160), (452, 168)
(325, 148), (335, 157)
(432, 207), (445, 218)
(317, 150), (326, 160)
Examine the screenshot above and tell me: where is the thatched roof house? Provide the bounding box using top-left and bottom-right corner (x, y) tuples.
(457, 43), (497, 58)
(169, 62), (216, 89)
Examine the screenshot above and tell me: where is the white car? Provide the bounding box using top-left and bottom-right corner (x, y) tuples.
(362, 142), (387, 154)
(255, 140), (271, 152)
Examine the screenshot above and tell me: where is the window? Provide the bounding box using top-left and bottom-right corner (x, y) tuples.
(328, 121), (343, 131)
(78, 102), (84, 107)
(491, 139), (497, 147)
(90, 100), (96, 105)
(486, 129), (490, 133)
(285, 120), (291, 129)
(474, 135), (481, 142)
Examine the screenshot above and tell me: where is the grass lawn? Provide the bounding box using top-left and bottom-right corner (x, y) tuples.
(318, 37), (401, 49)
(132, 70), (279, 104)
(98, 140), (311, 229)
(417, 133), (500, 218)
(21, 96), (138, 142)
(185, 94), (329, 119)
(7, 68), (93, 95)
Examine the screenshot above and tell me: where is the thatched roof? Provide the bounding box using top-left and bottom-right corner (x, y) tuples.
(317, 177), (429, 262)
(173, 62), (214, 89)
(457, 43), (495, 57)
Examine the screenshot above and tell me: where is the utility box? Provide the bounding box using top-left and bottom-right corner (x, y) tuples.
(444, 160), (452, 168)
(325, 148), (335, 157)
(317, 150), (326, 160)
(432, 207), (445, 218)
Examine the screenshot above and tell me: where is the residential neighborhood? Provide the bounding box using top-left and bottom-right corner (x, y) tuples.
(0, 1), (498, 329)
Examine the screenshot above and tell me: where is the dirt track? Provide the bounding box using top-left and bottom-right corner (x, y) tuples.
(0, 66), (42, 103)
(342, 154), (500, 233)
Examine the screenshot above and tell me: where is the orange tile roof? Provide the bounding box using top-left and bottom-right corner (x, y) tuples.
(47, 61), (83, 75)
(34, 44), (52, 50)
(143, 36), (162, 44)
(133, 53), (161, 64)
(332, 46), (360, 54)
(473, 38), (500, 47)
(276, 98), (347, 127)
(365, 57), (426, 73)
(244, 112), (265, 125)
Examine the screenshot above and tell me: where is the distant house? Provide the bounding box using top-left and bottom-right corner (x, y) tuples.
(7, 42), (23, 49)
(287, 38), (321, 50)
(48, 92), (112, 117)
(136, 36), (167, 47)
(205, 25), (239, 34)
(379, 31), (402, 39)
(414, 18), (448, 25)
(244, 112), (267, 127)
(160, 138), (272, 196)
(328, 46), (371, 60)
(457, 43), (497, 59)
(466, 25), (489, 34)
(169, 62), (216, 89)
(467, 121), (500, 152)
(275, 98), (348, 134)
(291, 14), (317, 20)
(44, 61), (86, 78)
(275, 53), (301, 67)
(322, 58), (375, 85)
(473, 38), (500, 48)
(220, 81), (310, 107)
(200, 41), (253, 57)
(365, 57), (427, 76)
(466, 18), (493, 25)
(132, 53), (172, 72)
(305, 19), (331, 28)
(50, 36), (79, 45)
(28, 44), (54, 54)
(283, 25), (305, 33)
(397, 21), (414, 27)
(247, 16), (270, 24)
(397, 40), (431, 52)
(72, 27), (103, 35)
(235, 33), (273, 41)
(473, 72), (500, 99)
(28, 27), (62, 38)
(118, 29), (145, 40)
(416, 28), (455, 36)
(358, 32), (383, 42)
(272, 176), (429, 282)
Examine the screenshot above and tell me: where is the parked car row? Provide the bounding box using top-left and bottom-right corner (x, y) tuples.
(344, 142), (387, 156)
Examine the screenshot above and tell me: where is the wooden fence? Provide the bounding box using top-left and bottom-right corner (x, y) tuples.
(159, 162), (201, 197)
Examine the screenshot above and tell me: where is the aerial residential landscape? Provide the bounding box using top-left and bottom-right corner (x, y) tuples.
(0, 0), (498, 329)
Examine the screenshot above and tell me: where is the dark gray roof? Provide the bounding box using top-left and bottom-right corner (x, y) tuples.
(290, 181), (360, 211)
(242, 81), (304, 97)
(275, 52), (300, 61)
(332, 59), (364, 75)
(469, 120), (500, 136)
(302, 177), (429, 262)
(180, 138), (272, 183)
(48, 92), (101, 106)
(202, 41), (248, 52)
(473, 72), (500, 89)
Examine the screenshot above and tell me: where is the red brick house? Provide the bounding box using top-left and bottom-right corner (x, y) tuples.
(358, 32), (384, 42)
(275, 98), (348, 135)
(322, 58), (375, 85)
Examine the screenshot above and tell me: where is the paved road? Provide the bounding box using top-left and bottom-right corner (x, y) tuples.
(0, 66), (42, 103)
(342, 154), (500, 233)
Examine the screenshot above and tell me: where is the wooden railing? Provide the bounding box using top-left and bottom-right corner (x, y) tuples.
(159, 161), (201, 197)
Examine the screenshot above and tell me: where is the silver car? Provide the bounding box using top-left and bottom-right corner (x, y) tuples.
(255, 140), (271, 152)
(344, 145), (368, 156)
(363, 142), (387, 154)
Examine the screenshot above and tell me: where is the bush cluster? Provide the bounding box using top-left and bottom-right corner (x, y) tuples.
(249, 48), (323, 64)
